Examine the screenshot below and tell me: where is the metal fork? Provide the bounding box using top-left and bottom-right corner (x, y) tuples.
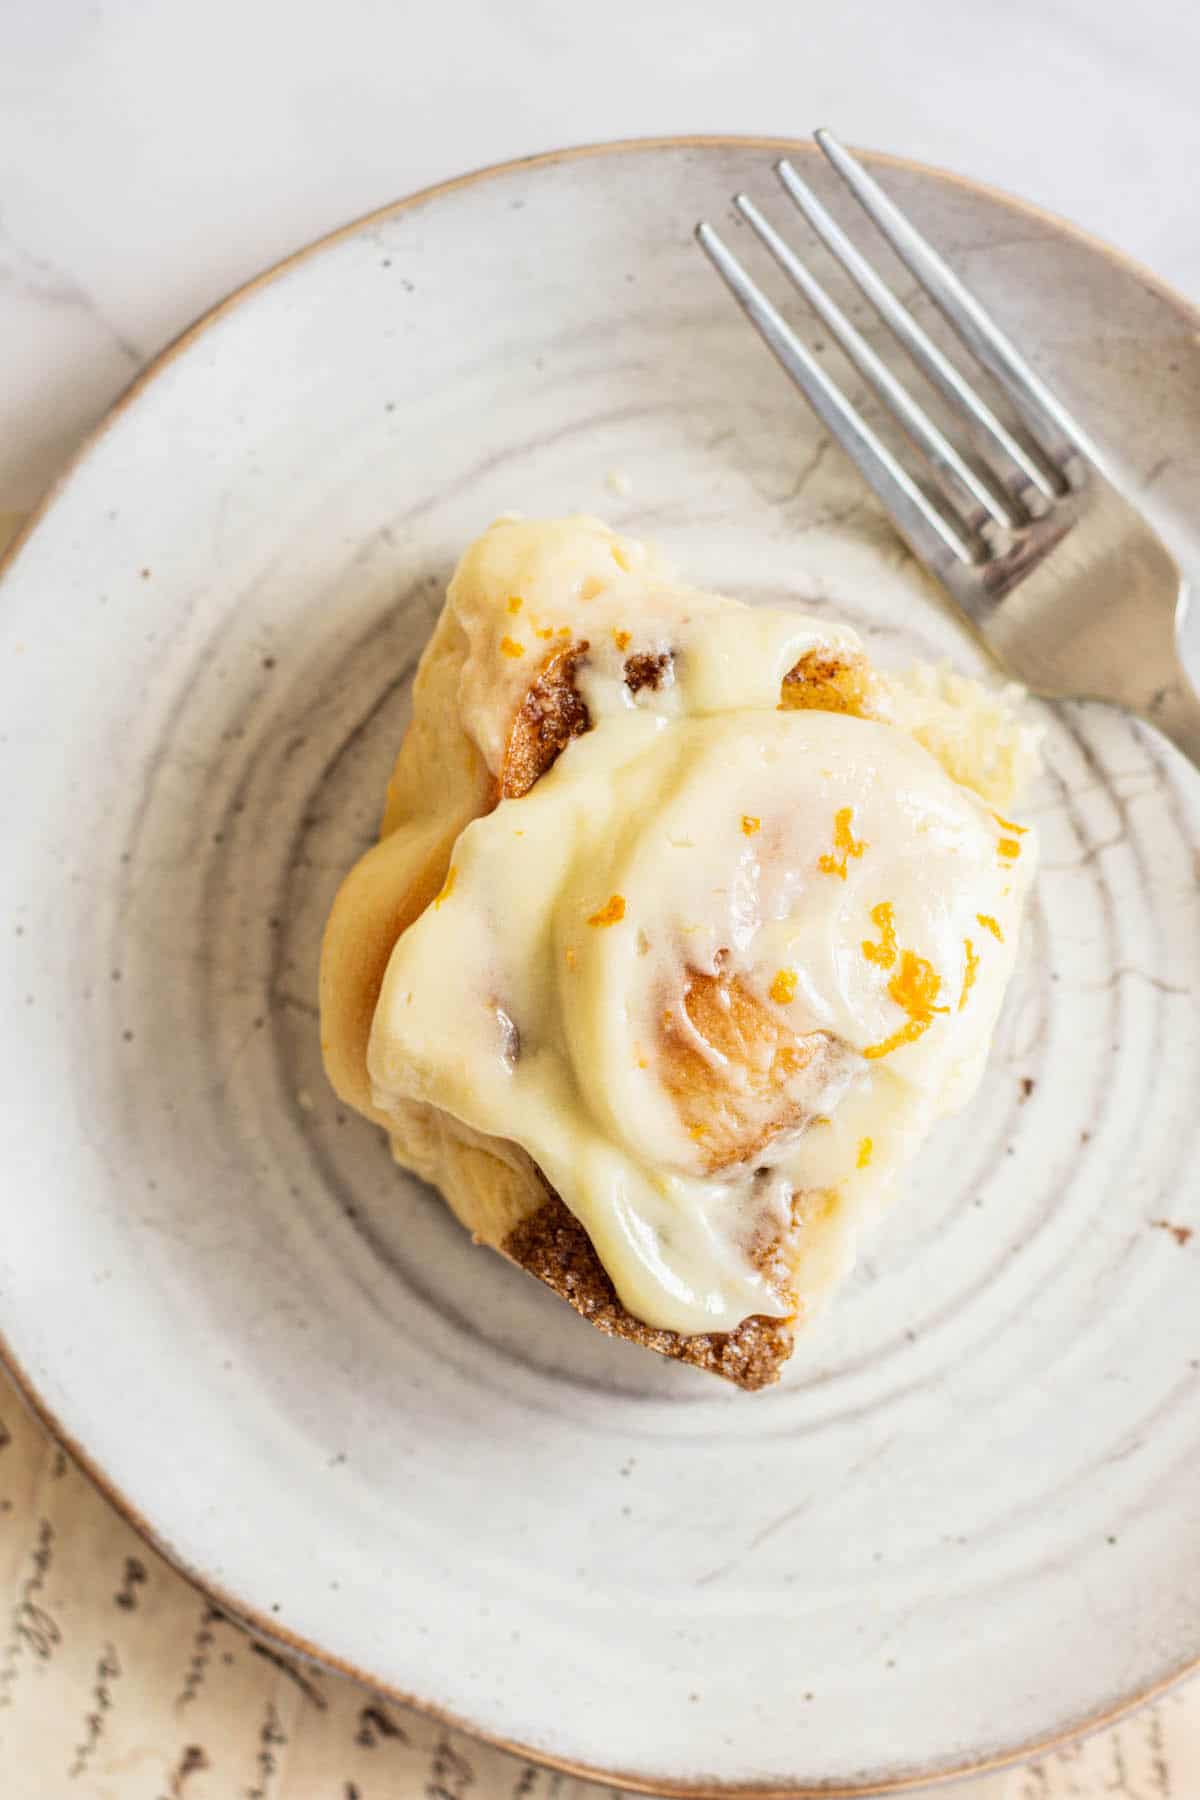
(697, 130), (1200, 772)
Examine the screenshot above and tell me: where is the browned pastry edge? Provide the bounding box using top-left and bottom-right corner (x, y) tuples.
(780, 647), (872, 717)
(501, 640), (592, 799)
(624, 650), (673, 693)
(502, 1191), (795, 1391)
(501, 642), (679, 800)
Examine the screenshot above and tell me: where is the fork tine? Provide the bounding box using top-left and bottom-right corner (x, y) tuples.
(733, 193), (1022, 532)
(813, 130), (1086, 474)
(695, 221), (981, 569)
(776, 157), (1064, 504)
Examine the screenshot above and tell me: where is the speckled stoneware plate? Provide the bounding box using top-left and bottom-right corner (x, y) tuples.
(2, 138), (1199, 1796)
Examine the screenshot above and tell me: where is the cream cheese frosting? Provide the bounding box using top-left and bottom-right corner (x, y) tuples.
(363, 518), (1037, 1337)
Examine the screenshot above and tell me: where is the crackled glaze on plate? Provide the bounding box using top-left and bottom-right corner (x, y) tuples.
(1, 141), (1198, 1795)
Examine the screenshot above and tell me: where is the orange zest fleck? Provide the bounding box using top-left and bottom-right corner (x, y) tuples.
(863, 950), (948, 1060)
(769, 968), (799, 1005)
(533, 626), (555, 640)
(861, 901), (898, 969)
(588, 894), (626, 928)
(998, 837), (1021, 862)
(564, 944), (578, 970)
(741, 814), (761, 837)
(557, 625), (572, 636)
(499, 636), (525, 659)
(977, 912), (1004, 943)
(991, 812), (1028, 835)
(612, 628), (631, 652)
(818, 806), (867, 879)
(433, 866), (457, 908)
(959, 937), (980, 1011)
(857, 1136), (874, 1169)
(688, 1123), (707, 1142)
(507, 595), (523, 615)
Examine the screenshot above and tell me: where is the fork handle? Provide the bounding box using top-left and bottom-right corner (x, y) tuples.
(1147, 668), (1200, 775)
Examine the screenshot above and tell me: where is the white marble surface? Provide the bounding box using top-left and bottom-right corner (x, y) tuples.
(4, 8), (1200, 1796)
(2, 0), (1200, 515)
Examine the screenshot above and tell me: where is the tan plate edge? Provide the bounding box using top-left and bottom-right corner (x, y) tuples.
(1, 133), (1198, 1798)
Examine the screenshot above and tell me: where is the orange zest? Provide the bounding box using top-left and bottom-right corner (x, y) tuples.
(499, 636), (525, 659)
(863, 950), (948, 1059)
(991, 812), (1028, 835)
(861, 901), (898, 969)
(857, 1136), (874, 1169)
(977, 912), (1004, 943)
(818, 806), (867, 879)
(769, 968), (799, 1005)
(612, 628), (631, 652)
(588, 894), (626, 927)
(959, 937), (980, 1010)
(997, 838), (1021, 862)
(507, 595), (523, 614)
(741, 814), (761, 837)
(533, 626), (555, 640)
(433, 866), (457, 908)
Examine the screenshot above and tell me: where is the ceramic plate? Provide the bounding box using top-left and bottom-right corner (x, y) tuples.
(2, 139), (1199, 1796)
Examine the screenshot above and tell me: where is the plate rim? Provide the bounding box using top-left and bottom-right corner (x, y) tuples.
(3, 132), (1198, 1798)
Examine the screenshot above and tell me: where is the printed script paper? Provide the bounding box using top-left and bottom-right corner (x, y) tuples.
(0, 1369), (1196, 1800)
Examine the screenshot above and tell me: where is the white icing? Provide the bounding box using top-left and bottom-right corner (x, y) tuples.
(367, 519), (1037, 1335)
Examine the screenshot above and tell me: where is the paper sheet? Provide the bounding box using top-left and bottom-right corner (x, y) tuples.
(0, 1369), (1196, 1800)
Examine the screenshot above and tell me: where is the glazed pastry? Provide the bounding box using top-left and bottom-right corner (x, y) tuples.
(320, 517), (1038, 1389)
